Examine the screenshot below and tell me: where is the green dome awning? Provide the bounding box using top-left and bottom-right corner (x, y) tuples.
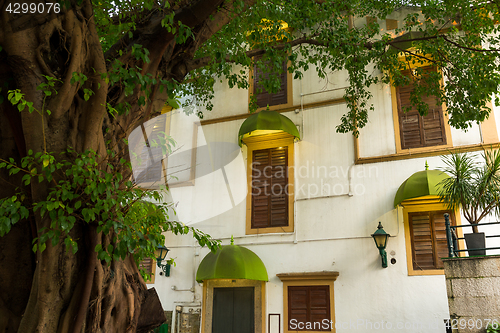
(394, 168), (450, 207)
(238, 110), (300, 146)
(196, 244), (268, 283)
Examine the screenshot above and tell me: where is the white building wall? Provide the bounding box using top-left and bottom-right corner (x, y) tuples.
(144, 17), (500, 331)
(151, 112), (469, 332)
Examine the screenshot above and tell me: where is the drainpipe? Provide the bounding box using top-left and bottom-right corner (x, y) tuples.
(175, 305), (182, 333)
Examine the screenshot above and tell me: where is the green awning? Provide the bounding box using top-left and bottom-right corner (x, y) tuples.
(196, 244), (268, 283)
(394, 166), (450, 207)
(238, 110), (300, 146)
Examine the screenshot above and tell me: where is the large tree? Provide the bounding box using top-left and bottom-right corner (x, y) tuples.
(1, 0), (500, 332)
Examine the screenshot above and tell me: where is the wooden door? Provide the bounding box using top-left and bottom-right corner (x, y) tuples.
(212, 287), (255, 333)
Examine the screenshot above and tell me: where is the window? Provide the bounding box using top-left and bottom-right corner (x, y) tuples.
(409, 210), (454, 270)
(139, 257), (156, 284)
(402, 197), (462, 275)
(278, 272), (338, 333)
(251, 147), (289, 228)
(392, 65), (452, 152)
(254, 57), (288, 108)
(250, 57), (292, 111)
(288, 286), (330, 331)
(245, 133), (295, 234)
(129, 107), (198, 189)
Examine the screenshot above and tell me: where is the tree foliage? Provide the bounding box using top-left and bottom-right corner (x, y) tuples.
(2, 0), (500, 332)
(178, 0), (500, 135)
(0, 148), (218, 263)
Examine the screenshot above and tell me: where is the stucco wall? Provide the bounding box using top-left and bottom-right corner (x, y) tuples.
(143, 9), (500, 332)
(150, 108), (459, 332)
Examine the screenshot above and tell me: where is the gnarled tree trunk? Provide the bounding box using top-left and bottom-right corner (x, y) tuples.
(0, 0), (249, 332)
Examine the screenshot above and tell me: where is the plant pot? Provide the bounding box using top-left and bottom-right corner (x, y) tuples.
(464, 232), (486, 256)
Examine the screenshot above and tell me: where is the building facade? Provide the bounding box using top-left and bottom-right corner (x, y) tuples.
(135, 10), (500, 333)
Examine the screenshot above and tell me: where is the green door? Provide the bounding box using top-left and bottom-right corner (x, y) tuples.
(212, 287), (254, 333)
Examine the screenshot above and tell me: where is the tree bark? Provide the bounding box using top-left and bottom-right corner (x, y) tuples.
(0, 0), (247, 332)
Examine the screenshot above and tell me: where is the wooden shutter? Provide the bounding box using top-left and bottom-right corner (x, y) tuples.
(251, 147), (289, 228)
(139, 257), (154, 274)
(432, 211), (453, 268)
(253, 57), (288, 108)
(288, 286), (330, 331)
(397, 66), (446, 149)
(409, 211), (454, 270)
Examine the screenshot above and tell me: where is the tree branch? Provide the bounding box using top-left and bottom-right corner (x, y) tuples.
(185, 35), (327, 72)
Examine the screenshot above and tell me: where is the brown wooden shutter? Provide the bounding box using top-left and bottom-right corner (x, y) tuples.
(139, 257), (154, 274)
(409, 213), (434, 269)
(253, 57), (288, 108)
(409, 211), (454, 270)
(289, 287), (308, 326)
(251, 147), (289, 228)
(432, 211), (453, 268)
(397, 66), (446, 149)
(288, 286), (330, 331)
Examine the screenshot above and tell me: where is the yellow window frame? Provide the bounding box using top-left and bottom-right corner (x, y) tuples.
(401, 196), (464, 276)
(390, 58), (454, 154)
(244, 132), (295, 235)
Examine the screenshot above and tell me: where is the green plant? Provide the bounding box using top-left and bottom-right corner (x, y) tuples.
(0, 148), (219, 280)
(487, 323), (500, 333)
(439, 149), (500, 233)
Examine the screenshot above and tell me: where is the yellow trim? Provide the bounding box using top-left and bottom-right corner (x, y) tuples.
(355, 142), (500, 164)
(481, 100), (499, 144)
(396, 53), (435, 69)
(248, 59), (294, 112)
(242, 129), (284, 141)
(200, 279), (266, 333)
(277, 272), (339, 333)
(401, 198), (463, 276)
(201, 98), (345, 126)
(391, 66), (453, 154)
(399, 195), (443, 207)
(161, 105), (173, 114)
(201, 283), (207, 333)
(245, 133), (295, 235)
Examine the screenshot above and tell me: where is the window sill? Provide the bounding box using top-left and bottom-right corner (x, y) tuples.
(408, 269), (445, 276)
(246, 225), (294, 235)
(355, 142), (500, 165)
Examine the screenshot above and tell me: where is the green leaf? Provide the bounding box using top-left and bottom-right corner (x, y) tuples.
(95, 244), (102, 252)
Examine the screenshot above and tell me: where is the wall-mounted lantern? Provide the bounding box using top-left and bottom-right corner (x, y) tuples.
(156, 245), (171, 276)
(371, 222), (390, 268)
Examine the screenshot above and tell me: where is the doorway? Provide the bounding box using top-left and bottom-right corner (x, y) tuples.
(212, 287), (255, 333)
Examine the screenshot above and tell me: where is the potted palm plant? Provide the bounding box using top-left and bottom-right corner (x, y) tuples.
(439, 149), (500, 256)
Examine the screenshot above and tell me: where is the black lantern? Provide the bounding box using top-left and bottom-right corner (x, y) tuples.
(371, 222), (390, 268)
(156, 245), (171, 276)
